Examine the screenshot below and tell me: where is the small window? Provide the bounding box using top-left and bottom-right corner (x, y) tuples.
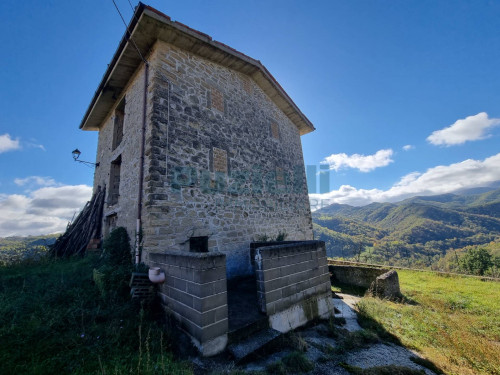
(108, 155), (121, 205)
(112, 99), (125, 150)
(190, 236), (208, 253)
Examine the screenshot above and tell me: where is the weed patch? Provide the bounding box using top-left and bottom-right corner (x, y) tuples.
(266, 360), (288, 375)
(282, 351), (314, 373)
(266, 351), (314, 374)
(326, 317), (381, 356)
(0, 255), (191, 375)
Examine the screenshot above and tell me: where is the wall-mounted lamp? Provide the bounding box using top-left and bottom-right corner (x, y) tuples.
(72, 148), (100, 167)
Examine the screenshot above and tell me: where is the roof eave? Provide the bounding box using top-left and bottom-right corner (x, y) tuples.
(80, 3), (315, 135)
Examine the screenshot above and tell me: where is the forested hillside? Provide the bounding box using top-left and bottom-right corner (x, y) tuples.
(313, 188), (500, 274)
(0, 235), (58, 265)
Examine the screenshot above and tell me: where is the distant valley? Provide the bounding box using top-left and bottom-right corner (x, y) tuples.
(313, 188), (500, 271)
(0, 235), (57, 265)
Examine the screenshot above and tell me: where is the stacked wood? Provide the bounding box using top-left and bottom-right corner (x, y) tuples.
(51, 186), (106, 257)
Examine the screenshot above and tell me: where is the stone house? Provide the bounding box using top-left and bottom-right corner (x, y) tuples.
(80, 4), (332, 356)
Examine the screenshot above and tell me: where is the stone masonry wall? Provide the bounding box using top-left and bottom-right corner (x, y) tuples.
(149, 251), (228, 356)
(92, 62), (152, 243)
(141, 40), (313, 278)
(254, 241), (333, 332)
(329, 265), (390, 288)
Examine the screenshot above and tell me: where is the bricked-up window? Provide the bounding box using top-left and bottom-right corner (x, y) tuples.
(112, 99), (125, 150)
(276, 167), (285, 185)
(211, 87), (224, 113)
(271, 122), (280, 140)
(109, 155), (121, 205)
(105, 214), (117, 237)
(243, 78), (252, 94)
(190, 236), (208, 253)
(213, 147), (228, 173)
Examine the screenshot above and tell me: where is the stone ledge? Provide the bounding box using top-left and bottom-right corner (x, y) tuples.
(150, 250), (226, 269)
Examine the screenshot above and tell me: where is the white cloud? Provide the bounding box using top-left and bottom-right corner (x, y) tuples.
(402, 145), (414, 151)
(27, 142), (46, 151)
(321, 149), (394, 172)
(0, 134), (20, 154)
(427, 112), (500, 146)
(310, 152), (500, 209)
(14, 176), (58, 188)
(0, 184), (92, 237)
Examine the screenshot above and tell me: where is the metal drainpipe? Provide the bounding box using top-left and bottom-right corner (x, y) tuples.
(136, 61), (149, 265)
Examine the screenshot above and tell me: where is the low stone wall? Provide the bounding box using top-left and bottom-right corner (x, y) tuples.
(149, 251), (228, 356)
(329, 265), (389, 288)
(254, 241), (333, 332)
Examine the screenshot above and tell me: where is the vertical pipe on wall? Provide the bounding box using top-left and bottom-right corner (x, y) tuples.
(136, 62), (149, 264)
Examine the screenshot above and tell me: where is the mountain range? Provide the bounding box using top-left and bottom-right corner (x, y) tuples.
(312, 188), (500, 266)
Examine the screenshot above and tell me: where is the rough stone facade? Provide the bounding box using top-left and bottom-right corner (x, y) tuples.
(93, 39), (313, 277)
(91, 39), (314, 278)
(92, 65), (149, 240)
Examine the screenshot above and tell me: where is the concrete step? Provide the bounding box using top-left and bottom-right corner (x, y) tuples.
(227, 327), (282, 363)
(228, 315), (269, 344)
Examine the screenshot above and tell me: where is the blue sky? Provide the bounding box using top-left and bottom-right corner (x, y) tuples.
(1, 0), (500, 236)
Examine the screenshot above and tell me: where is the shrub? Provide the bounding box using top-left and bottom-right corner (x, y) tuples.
(276, 230), (288, 242)
(281, 351), (314, 373)
(266, 360), (287, 375)
(459, 247), (493, 275)
(102, 227), (132, 266)
(94, 227), (133, 298)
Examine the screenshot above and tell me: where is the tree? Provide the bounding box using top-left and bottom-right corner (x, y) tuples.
(459, 247), (493, 276)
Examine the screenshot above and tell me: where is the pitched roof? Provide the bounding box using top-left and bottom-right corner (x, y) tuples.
(80, 3), (315, 135)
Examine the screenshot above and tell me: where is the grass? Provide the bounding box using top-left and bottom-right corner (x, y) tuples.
(355, 269), (500, 375)
(266, 351), (314, 374)
(0, 255), (192, 375)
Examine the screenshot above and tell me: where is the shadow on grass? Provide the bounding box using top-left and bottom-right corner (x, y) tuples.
(329, 281), (444, 375)
(331, 280), (420, 306)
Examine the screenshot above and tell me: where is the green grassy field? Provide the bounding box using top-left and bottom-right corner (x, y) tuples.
(0, 256), (192, 375)
(2, 253), (499, 375)
(355, 270), (500, 375)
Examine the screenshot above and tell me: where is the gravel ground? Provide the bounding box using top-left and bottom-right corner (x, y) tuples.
(190, 295), (438, 374)
(345, 343), (436, 375)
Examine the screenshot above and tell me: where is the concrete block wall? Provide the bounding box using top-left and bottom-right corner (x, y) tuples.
(149, 251), (228, 356)
(254, 241), (333, 332)
(250, 241), (300, 271)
